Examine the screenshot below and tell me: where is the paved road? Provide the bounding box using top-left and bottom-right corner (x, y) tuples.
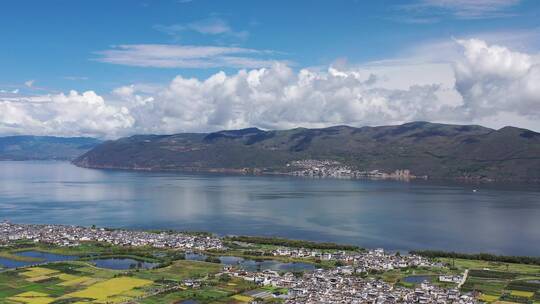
(458, 269), (469, 289)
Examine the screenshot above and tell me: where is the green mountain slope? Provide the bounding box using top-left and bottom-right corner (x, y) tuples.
(0, 136), (101, 160)
(73, 122), (540, 182)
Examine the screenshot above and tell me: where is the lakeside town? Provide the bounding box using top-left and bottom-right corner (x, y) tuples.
(0, 222), (224, 251)
(0, 222), (484, 304)
(285, 160), (426, 180)
(1, 222), (437, 272)
(219, 263), (473, 303)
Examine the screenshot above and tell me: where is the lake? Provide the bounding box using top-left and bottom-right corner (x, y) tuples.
(0, 251), (76, 269)
(91, 258), (158, 270)
(16, 251), (76, 263)
(0, 161), (539, 256)
(402, 275), (433, 284)
(185, 253), (316, 272)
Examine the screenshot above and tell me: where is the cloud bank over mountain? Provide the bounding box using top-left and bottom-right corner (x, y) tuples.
(454, 38), (540, 119)
(1, 38), (539, 138)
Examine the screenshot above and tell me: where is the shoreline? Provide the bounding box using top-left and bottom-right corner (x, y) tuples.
(3, 222), (539, 261)
(71, 161), (540, 185)
(2, 222), (538, 304)
(3, 159), (540, 185)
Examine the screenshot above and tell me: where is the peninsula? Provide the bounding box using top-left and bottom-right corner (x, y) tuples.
(74, 122), (540, 183)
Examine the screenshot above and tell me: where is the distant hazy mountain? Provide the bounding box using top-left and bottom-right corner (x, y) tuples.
(0, 136), (101, 160)
(73, 122), (540, 182)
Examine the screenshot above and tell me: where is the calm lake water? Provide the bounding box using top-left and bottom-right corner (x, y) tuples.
(91, 258), (158, 270)
(402, 275), (433, 284)
(185, 253), (316, 272)
(17, 251), (76, 263)
(0, 161), (539, 256)
(0, 251), (76, 269)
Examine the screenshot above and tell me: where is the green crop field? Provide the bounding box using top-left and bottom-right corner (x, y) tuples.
(133, 260), (221, 282)
(444, 258), (540, 303)
(1, 242), (539, 304)
(438, 258), (540, 274)
(0, 260), (244, 304)
(0, 249), (257, 304)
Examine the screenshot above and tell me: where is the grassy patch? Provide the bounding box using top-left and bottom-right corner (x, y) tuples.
(461, 277), (506, 295)
(439, 258), (540, 274)
(507, 280), (540, 292)
(135, 260), (221, 282)
(468, 270), (517, 279)
(140, 288), (230, 304)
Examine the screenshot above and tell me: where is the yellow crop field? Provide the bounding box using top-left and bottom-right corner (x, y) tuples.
(479, 294), (499, 302)
(56, 273), (79, 281)
(58, 276), (95, 287)
(65, 277), (152, 301)
(21, 267), (59, 278)
(231, 294), (253, 302)
(26, 275), (51, 282)
(510, 290), (535, 298)
(7, 291), (55, 304)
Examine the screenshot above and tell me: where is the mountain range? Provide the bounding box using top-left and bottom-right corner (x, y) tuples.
(72, 122), (540, 182)
(0, 136), (101, 160)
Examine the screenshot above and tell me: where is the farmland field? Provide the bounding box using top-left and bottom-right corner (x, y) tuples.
(1, 253), (255, 304)
(444, 258), (540, 303)
(65, 277), (152, 303)
(1, 241), (539, 303)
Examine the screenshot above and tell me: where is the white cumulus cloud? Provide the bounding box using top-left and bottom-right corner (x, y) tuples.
(2, 38), (540, 138)
(454, 38), (540, 119)
(0, 91), (133, 138)
(115, 63), (453, 134)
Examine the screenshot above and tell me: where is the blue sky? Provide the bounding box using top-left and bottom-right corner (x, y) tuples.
(1, 0), (538, 92)
(1, 0), (540, 137)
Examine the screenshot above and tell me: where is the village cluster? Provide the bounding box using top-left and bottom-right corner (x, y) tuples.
(219, 267), (474, 304)
(216, 248), (472, 303)
(1, 222), (475, 303)
(0, 222), (224, 251)
(271, 247), (438, 272)
(284, 270), (475, 304)
(286, 159), (420, 180)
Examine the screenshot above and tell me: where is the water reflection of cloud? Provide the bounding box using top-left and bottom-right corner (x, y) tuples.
(1, 161), (540, 255)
